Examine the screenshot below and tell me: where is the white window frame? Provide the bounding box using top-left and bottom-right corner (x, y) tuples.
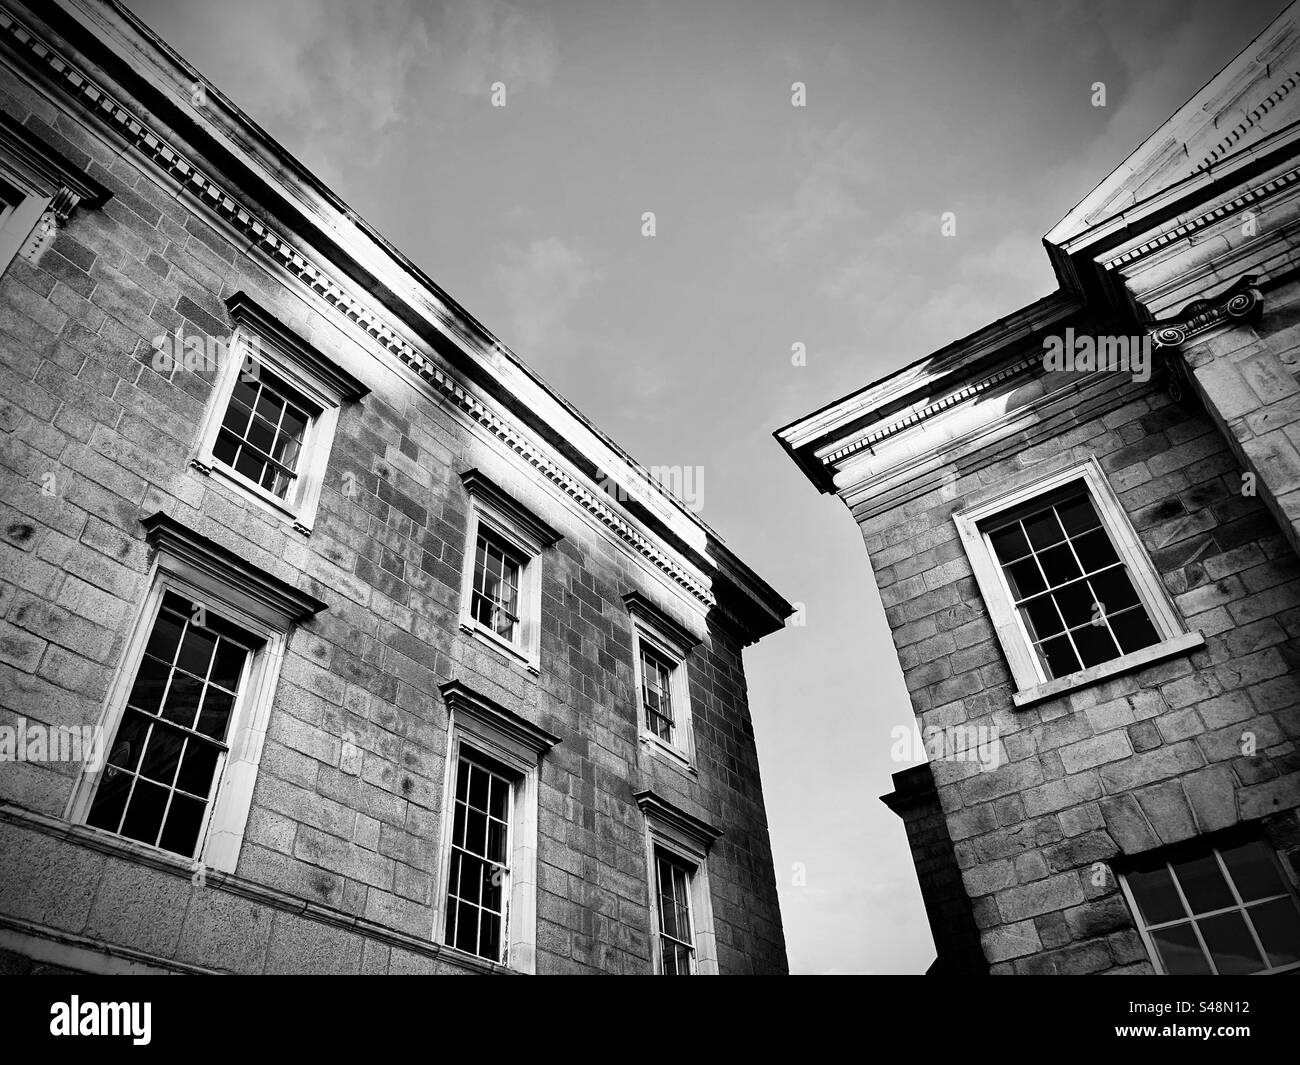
(0, 167), (49, 276)
(458, 470), (559, 674)
(954, 457), (1202, 708)
(0, 114), (108, 277)
(191, 291), (368, 536)
(625, 592), (699, 770)
(66, 513), (325, 873)
(1118, 837), (1300, 976)
(635, 790), (721, 975)
(434, 681), (559, 974)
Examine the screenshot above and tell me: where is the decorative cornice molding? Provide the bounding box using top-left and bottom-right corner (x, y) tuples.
(459, 468), (561, 549)
(0, 5), (718, 613)
(0, 110), (108, 222)
(1197, 70), (1300, 172)
(225, 291), (369, 402)
(439, 680), (561, 757)
(622, 590), (702, 654)
(1146, 274), (1264, 349)
(1103, 167), (1300, 272)
(634, 789), (722, 851)
(140, 511), (327, 625)
(819, 353), (1042, 468)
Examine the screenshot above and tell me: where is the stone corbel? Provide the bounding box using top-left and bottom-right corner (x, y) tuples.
(1146, 274), (1264, 351)
(0, 113), (110, 227)
(1143, 275), (1264, 406)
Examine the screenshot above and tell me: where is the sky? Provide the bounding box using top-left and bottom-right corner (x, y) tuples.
(123, 0), (1285, 973)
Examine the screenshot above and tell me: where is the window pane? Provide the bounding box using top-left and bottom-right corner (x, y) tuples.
(159, 792), (206, 858)
(990, 524), (1030, 564)
(1057, 496), (1101, 537)
(221, 398), (253, 435)
(1037, 635), (1080, 679)
(487, 819), (508, 865)
(280, 407), (308, 443)
(481, 865), (503, 912)
(175, 741), (221, 797)
(1071, 622), (1119, 669)
(1128, 866), (1185, 926)
(212, 432), (240, 468)
(1248, 898), (1300, 969)
(1173, 853), (1234, 915)
(1221, 841), (1285, 902)
(480, 911), (501, 961)
(1054, 580), (1095, 629)
(209, 639), (246, 690)
(445, 753), (514, 961)
(176, 626), (217, 680)
(1088, 567), (1141, 614)
(991, 490), (1162, 682)
(1073, 528), (1119, 571)
(1024, 510), (1066, 551)
(254, 388), (281, 425)
(138, 724), (183, 786)
(161, 672), (203, 729)
(1005, 557), (1046, 599)
(230, 377), (258, 410)
(1022, 595), (1065, 640)
(86, 771), (130, 834)
(1151, 924), (1211, 975)
(245, 414), (277, 454)
(196, 686), (237, 741)
(234, 448), (264, 483)
(93, 598), (255, 860)
(1037, 543), (1081, 587)
(127, 656), (169, 715)
(488, 773), (509, 820)
(1197, 911), (1264, 974)
(1109, 608), (1160, 656)
(466, 809), (488, 855)
(119, 779), (169, 846)
(106, 710), (149, 774)
(453, 901), (477, 953)
(468, 764), (489, 810)
(143, 611), (184, 663)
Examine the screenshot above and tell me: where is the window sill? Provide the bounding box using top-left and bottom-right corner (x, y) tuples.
(192, 457), (313, 535)
(640, 733), (697, 774)
(1011, 630), (1205, 708)
(458, 619), (540, 675)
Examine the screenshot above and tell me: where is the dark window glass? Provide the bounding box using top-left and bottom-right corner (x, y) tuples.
(214, 363), (315, 500)
(655, 851), (696, 975)
(987, 490), (1161, 681)
(444, 753), (513, 962)
(1126, 841), (1300, 975)
(470, 531), (522, 644)
(87, 595), (254, 859)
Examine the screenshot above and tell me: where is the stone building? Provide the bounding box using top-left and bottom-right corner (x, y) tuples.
(0, 0), (790, 975)
(880, 764), (986, 974)
(780, 3), (1300, 974)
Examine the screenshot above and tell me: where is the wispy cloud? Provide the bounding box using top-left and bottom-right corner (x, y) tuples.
(165, 0), (557, 184)
(748, 122), (875, 263)
(493, 236), (603, 357)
